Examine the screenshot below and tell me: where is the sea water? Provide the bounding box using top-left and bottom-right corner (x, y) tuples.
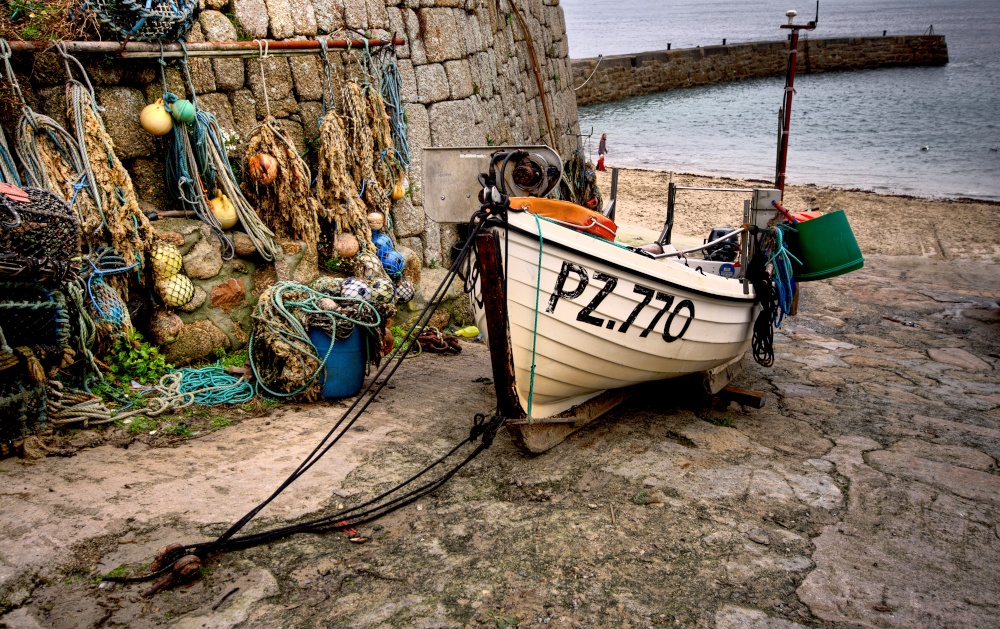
(567, 0), (1000, 200)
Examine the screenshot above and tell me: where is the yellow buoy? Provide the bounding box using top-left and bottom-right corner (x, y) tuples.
(208, 191), (238, 229)
(140, 98), (173, 136)
(150, 242), (183, 278)
(157, 274), (195, 307)
(391, 175), (408, 201)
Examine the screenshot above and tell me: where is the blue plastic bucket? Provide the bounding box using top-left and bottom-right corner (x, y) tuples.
(308, 326), (366, 398)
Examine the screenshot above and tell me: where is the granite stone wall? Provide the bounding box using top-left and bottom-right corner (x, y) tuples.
(573, 35), (949, 107)
(3, 0), (579, 267)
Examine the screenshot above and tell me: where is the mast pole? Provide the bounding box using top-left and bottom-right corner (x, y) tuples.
(774, 4), (818, 197)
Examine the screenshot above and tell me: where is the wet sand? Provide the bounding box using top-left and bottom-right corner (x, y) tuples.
(598, 168), (1000, 262)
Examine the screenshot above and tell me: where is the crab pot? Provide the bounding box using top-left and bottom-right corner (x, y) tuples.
(308, 326), (366, 398)
(786, 210), (864, 281)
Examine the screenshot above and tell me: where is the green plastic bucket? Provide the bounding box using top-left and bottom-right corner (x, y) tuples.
(786, 210), (864, 281)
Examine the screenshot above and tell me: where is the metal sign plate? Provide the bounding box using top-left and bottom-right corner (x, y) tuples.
(422, 146), (561, 224)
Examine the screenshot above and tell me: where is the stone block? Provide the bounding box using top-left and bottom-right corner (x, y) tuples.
(197, 93), (240, 144)
(428, 99), (477, 147)
(403, 103), (429, 206)
(391, 197), (424, 238)
(204, 0), (227, 8)
(96, 87), (157, 160)
(313, 0), (345, 33)
(415, 63), (450, 103)
(299, 101), (324, 141)
(185, 24), (218, 95)
(419, 8), (465, 63)
(366, 0), (389, 28)
(264, 0), (295, 39)
(163, 319), (230, 366)
(245, 56), (299, 118)
(288, 55), (325, 101)
(422, 217), (441, 265)
(184, 230), (225, 279)
(397, 59), (418, 104)
(128, 157), (171, 213)
(289, 0), (318, 35)
(145, 67), (187, 102)
(229, 89), (260, 139)
(402, 9), (426, 65)
(233, 0), (270, 38)
(199, 11), (245, 91)
(387, 7), (410, 59)
(343, 0), (369, 30)
(444, 59), (475, 99)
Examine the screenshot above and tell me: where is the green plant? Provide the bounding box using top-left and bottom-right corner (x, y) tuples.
(165, 421), (194, 438)
(486, 135), (495, 147)
(323, 257), (343, 272)
(226, 12), (252, 41)
(121, 415), (157, 434)
(211, 416), (232, 429)
(552, 73), (560, 83)
(107, 329), (173, 385)
(472, 82), (480, 95)
(703, 412), (733, 427)
(428, 258), (439, 269)
(221, 349), (249, 368)
(632, 489), (650, 505)
(505, 11), (513, 25)
(488, 611), (520, 629)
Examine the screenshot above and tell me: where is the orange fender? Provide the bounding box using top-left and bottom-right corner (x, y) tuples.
(508, 197), (617, 241)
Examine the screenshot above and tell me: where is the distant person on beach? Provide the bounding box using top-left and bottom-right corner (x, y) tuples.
(597, 133), (608, 171)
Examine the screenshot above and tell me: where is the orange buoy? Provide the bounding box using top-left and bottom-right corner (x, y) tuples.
(508, 197), (617, 241)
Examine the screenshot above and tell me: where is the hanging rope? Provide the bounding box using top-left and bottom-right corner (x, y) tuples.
(160, 46), (235, 260)
(57, 43), (154, 292)
(2, 40), (99, 228)
(378, 48), (410, 167)
(0, 123), (20, 186)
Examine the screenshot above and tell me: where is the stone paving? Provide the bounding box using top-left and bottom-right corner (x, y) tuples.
(0, 253), (998, 628)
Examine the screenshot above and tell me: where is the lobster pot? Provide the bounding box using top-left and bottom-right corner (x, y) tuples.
(86, 0), (198, 41)
(0, 186), (81, 282)
(0, 282), (71, 367)
(0, 356), (46, 442)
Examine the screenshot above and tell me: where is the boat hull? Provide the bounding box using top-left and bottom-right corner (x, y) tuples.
(473, 211), (757, 419)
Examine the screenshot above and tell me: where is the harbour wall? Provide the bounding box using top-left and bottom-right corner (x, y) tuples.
(572, 35), (948, 107)
(2, 0), (579, 268)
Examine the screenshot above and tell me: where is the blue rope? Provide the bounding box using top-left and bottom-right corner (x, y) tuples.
(769, 224), (801, 328)
(175, 366), (255, 405)
(527, 213), (544, 417)
(379, 52), (410, 167)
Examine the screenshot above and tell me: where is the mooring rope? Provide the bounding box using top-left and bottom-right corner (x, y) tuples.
(105, 203), (508, 586)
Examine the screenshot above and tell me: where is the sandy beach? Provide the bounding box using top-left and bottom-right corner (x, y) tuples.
(598, 168), (1000, 262)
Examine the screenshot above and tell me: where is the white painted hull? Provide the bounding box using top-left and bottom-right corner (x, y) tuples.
(473, 212), (757, 418)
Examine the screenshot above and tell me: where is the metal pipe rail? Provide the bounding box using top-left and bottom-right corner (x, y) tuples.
(4, 37), (406, 59)
(652, 226), (748, 259)
(671, 186), (757, 193)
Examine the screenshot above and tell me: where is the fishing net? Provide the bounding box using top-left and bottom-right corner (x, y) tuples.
(0, 281), (71, 364)
(250, 282), (381, 399)
(88, 276), (131, 332)
(394, 278), (415, 304)
(0, 349), (47, 442)
(85, 0), (199, 41)
(0, 185), (81, 282)
(242, 118), (321, 249)
(558, 148), (603, 213)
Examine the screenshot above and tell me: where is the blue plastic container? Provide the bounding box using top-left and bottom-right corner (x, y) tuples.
(308, 326), (366, 398)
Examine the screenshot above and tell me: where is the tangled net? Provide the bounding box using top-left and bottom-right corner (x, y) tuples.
(558, 148), (603, 213)
(250, 282), (381, 400)
(0, 185), (81, 282)
(242, 118), (320, 248)
(85, 0), (198, 41)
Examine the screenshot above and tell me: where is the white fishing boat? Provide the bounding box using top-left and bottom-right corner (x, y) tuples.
(422, 8), (861, 452)
(474, 204), (757, 419)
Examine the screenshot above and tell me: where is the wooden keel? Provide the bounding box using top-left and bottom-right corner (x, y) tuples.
(506, 388), (632, 454)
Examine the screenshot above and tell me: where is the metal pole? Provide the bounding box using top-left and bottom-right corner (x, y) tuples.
(774, 28), (799, 196)
(4, 37), (406, 58)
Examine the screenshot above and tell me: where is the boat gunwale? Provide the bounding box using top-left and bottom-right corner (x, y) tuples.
(493, 216), (757, 304)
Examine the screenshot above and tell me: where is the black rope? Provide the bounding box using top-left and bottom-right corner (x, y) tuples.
(747, 252), (776, 367)
(106, 201), (513, 584)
